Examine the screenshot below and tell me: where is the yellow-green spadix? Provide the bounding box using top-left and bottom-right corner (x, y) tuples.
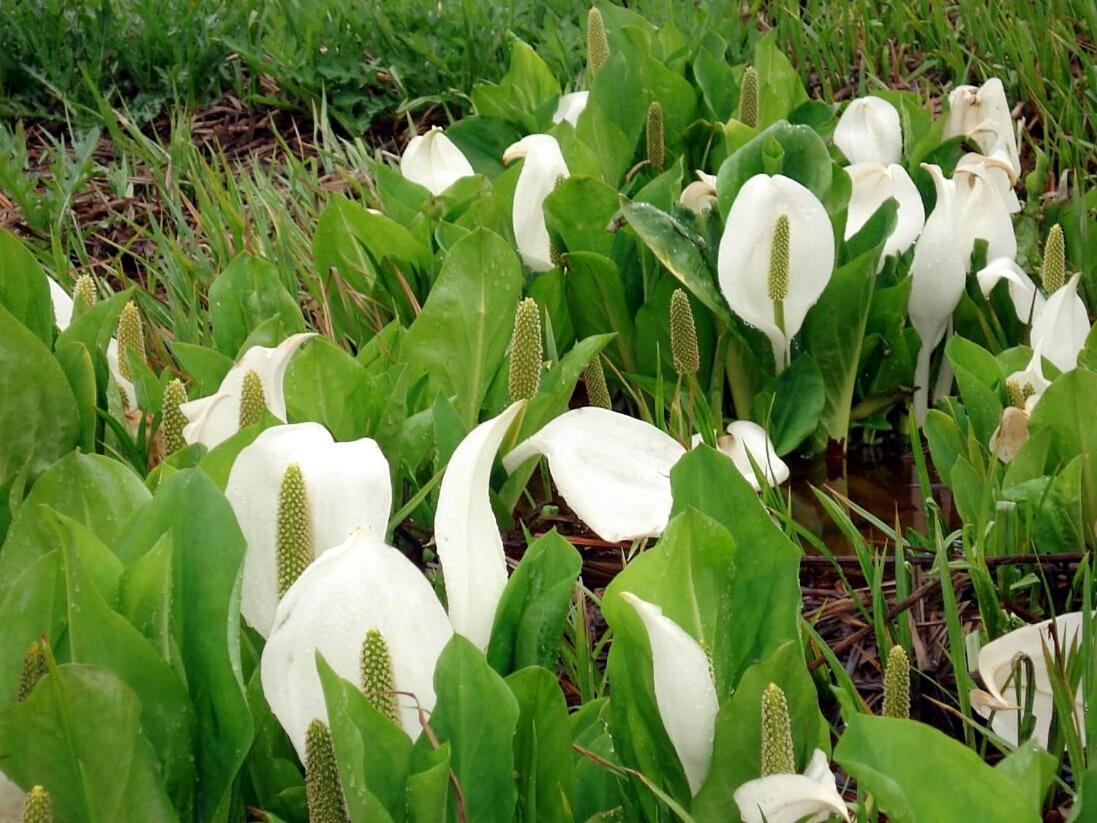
(225, 422), (392, 637)
(179, 332), (313, 449)
(717, 174), (835, 372)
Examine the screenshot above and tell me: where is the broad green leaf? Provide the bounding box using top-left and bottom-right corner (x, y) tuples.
(576, 101), (633, 189)
(753, 32), (809, 129)
(426, 635), (520, 823)
(172, 341), (234, 396)
(118, 533), (173, 660)
(0, 227), (52, 343)
(751, 353), (825, 454)
(53, 342), (97, 451)
(403, 228), (522, 427)
(471, 39), (561, 133)
(506, 666), (575, 823)
(834, 713), (1040, 822)
(115, 468), (254, 822)
(447, 116), (524, 179)
(406, 743), (452, 823)
(0, 663), (176, 822)
(208, 253), (305, 357)
(716, 121), (832, 214)
(487, 529), (582, 675)
(946, 335), (1005, 445)
(0, 302), (79, 533)
(545, 176), (620, 258)
(284, 336), (372, 440)
(565, 252), (637, 372)
(670, 447), (801, 682)
(0, 551), (63, 706)
(571, 698), (627, 820)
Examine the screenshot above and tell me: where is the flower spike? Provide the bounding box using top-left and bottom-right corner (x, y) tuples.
(238, 369), (266, 429)
(361, 628), (400, 724)
(17, 640), (48, 702)
(670, 289), (700, 377)
(738, 66), (759, 128)
(761, 683), (795, 776)
(509, 297), (543, 401)
(587, 8), (609, 78)
(161, 379), (188, 456)
(275, 463), (313, 597)
(305, 720), (347, 823)
(882, 645), (911, 719)
(646, 102), (665, 172)
(21, 786), (53, 823)
(583, 355), (611, 409)
(1041, 224), (1065, 294)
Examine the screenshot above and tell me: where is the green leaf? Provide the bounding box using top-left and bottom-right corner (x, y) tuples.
(54, 342), (98, 451)
(403, 228), (522, 427)
(545, 176), (620, 258)
(447, 116), (523, 179)
(318, 654), (410, 823)
(0, 663), (176, 822)
(55, 512), (196, 814)
(753, 32), (809, 129)
(692, 642), (826, 821)
(716, 121), (832, 214)
(0, 551), (63, 706)
(209, 253), (305, 357)
(171, 341), (233, 396)
(471, 38), (561, 133)
(426, 635), (520, 823)
(802, 247), (879, 444)
(0, 451), (150, 604)
(576, 101), (634, 188)
(115, 468), (254, 821)
(284, 336), (372, 440)
(670, 447), (801, 683)
(946, 335), (1005, 446)
(118, 533), (173, 659)
(751, 354), (825, 454)
(834, 713), (1040, 823)
(0, 227), (52, 343)
(506, 666), (576, 823)
(565, 252), (637, 372)
(0, 302), (79, 532)
(487, 529), (582, 675)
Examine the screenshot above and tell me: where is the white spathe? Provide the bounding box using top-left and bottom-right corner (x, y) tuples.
(225, 422), (392, 637)
(956, 151), (1020, 214)
(975, 258), (1043, 323)
(502, 407), (686, 543)
(435, 401), (525, 651)
(975, 612), (1084, 748)
(908, 164), (967, 423)
(179, 332), (314, 449)
(399, 127), (475, 196)
(843, 162), (925, 259)
(733, 749), (851, 823)
(954, 162), (1017, 269)
(691, 421), (789, 490)
(504, 134), (570, 271)
(1030, 273), (1090, 373)
(680, 171), (719, 214)
(945, 78), (1021, 181)
(261, 530), (454, 758)
(1007, 352), (1052, 413)
(834, 96), (902, 166)
(552, 91), (590, 127)
(620, 592), (718, 796)
(717, 174), (835, 371)
(0, 774), (24, 823)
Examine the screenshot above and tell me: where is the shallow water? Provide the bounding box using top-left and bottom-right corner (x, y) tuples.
(787, 446), (957, 552)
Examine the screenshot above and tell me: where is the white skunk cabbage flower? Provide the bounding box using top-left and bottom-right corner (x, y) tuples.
(261, 530), (454, 758)
(717, 174), (835, 371)
(974, 612), (1084, 748)
(945, 79), (1021, 181)
(680, 171), (719, 214)
(691, 421), (789, 490)
(47, 276), (74, 329)
(954, 162), (1017, 268)
(399, 127), (475, 195)
(503, 407), (686, 543)
(435, 401), (525, 650)
(225, 422), (392, 637)
(734, 749), (851, 823)
(620, 593), (718, 795)
(956, 151), (1020, 214)
(976, 258), (1043, 323)
(909, 165), (967, 423)
(552, 91), (590, 127)
(1030, 273), (1090, 372)
(834, 96), (902, 166)
(504, 134), (570, 271)
(179, 332), (313, 449)
(844, 163), (925, 259)
(989, 352), (1051, 463)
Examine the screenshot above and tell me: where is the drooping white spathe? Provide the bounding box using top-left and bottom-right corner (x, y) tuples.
(976, 258), (1043, 323)
(989, 351), (1051, 463)
(225, 422), (392, 637)
(680, 171), (719, 214)
(552, 91), (590, 127)
(944, 78), (1021, 181)
(956, 151), (1020, 214)
(620, 593), (718, 796)
(716, 174), (835, 371)
(908, 165), (967, 423)
(733, 749), (851, 823)
(974, 612), (1084, 748)
(1030, 273), (1090, 373)
(261, 530), (454, 758)
(504, 134), (570, 271)
(399, 127), (475, 196)
(834, 96), (902, 166)
(435, 401), (525, 650)
(691, 421), (789, 490)
(502, 407), (686, 542)
(954, 162), (1017, 269)
(843, 163), (925, 259)
(47, 275), (74, 329)
(179, 332), (314, 449)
